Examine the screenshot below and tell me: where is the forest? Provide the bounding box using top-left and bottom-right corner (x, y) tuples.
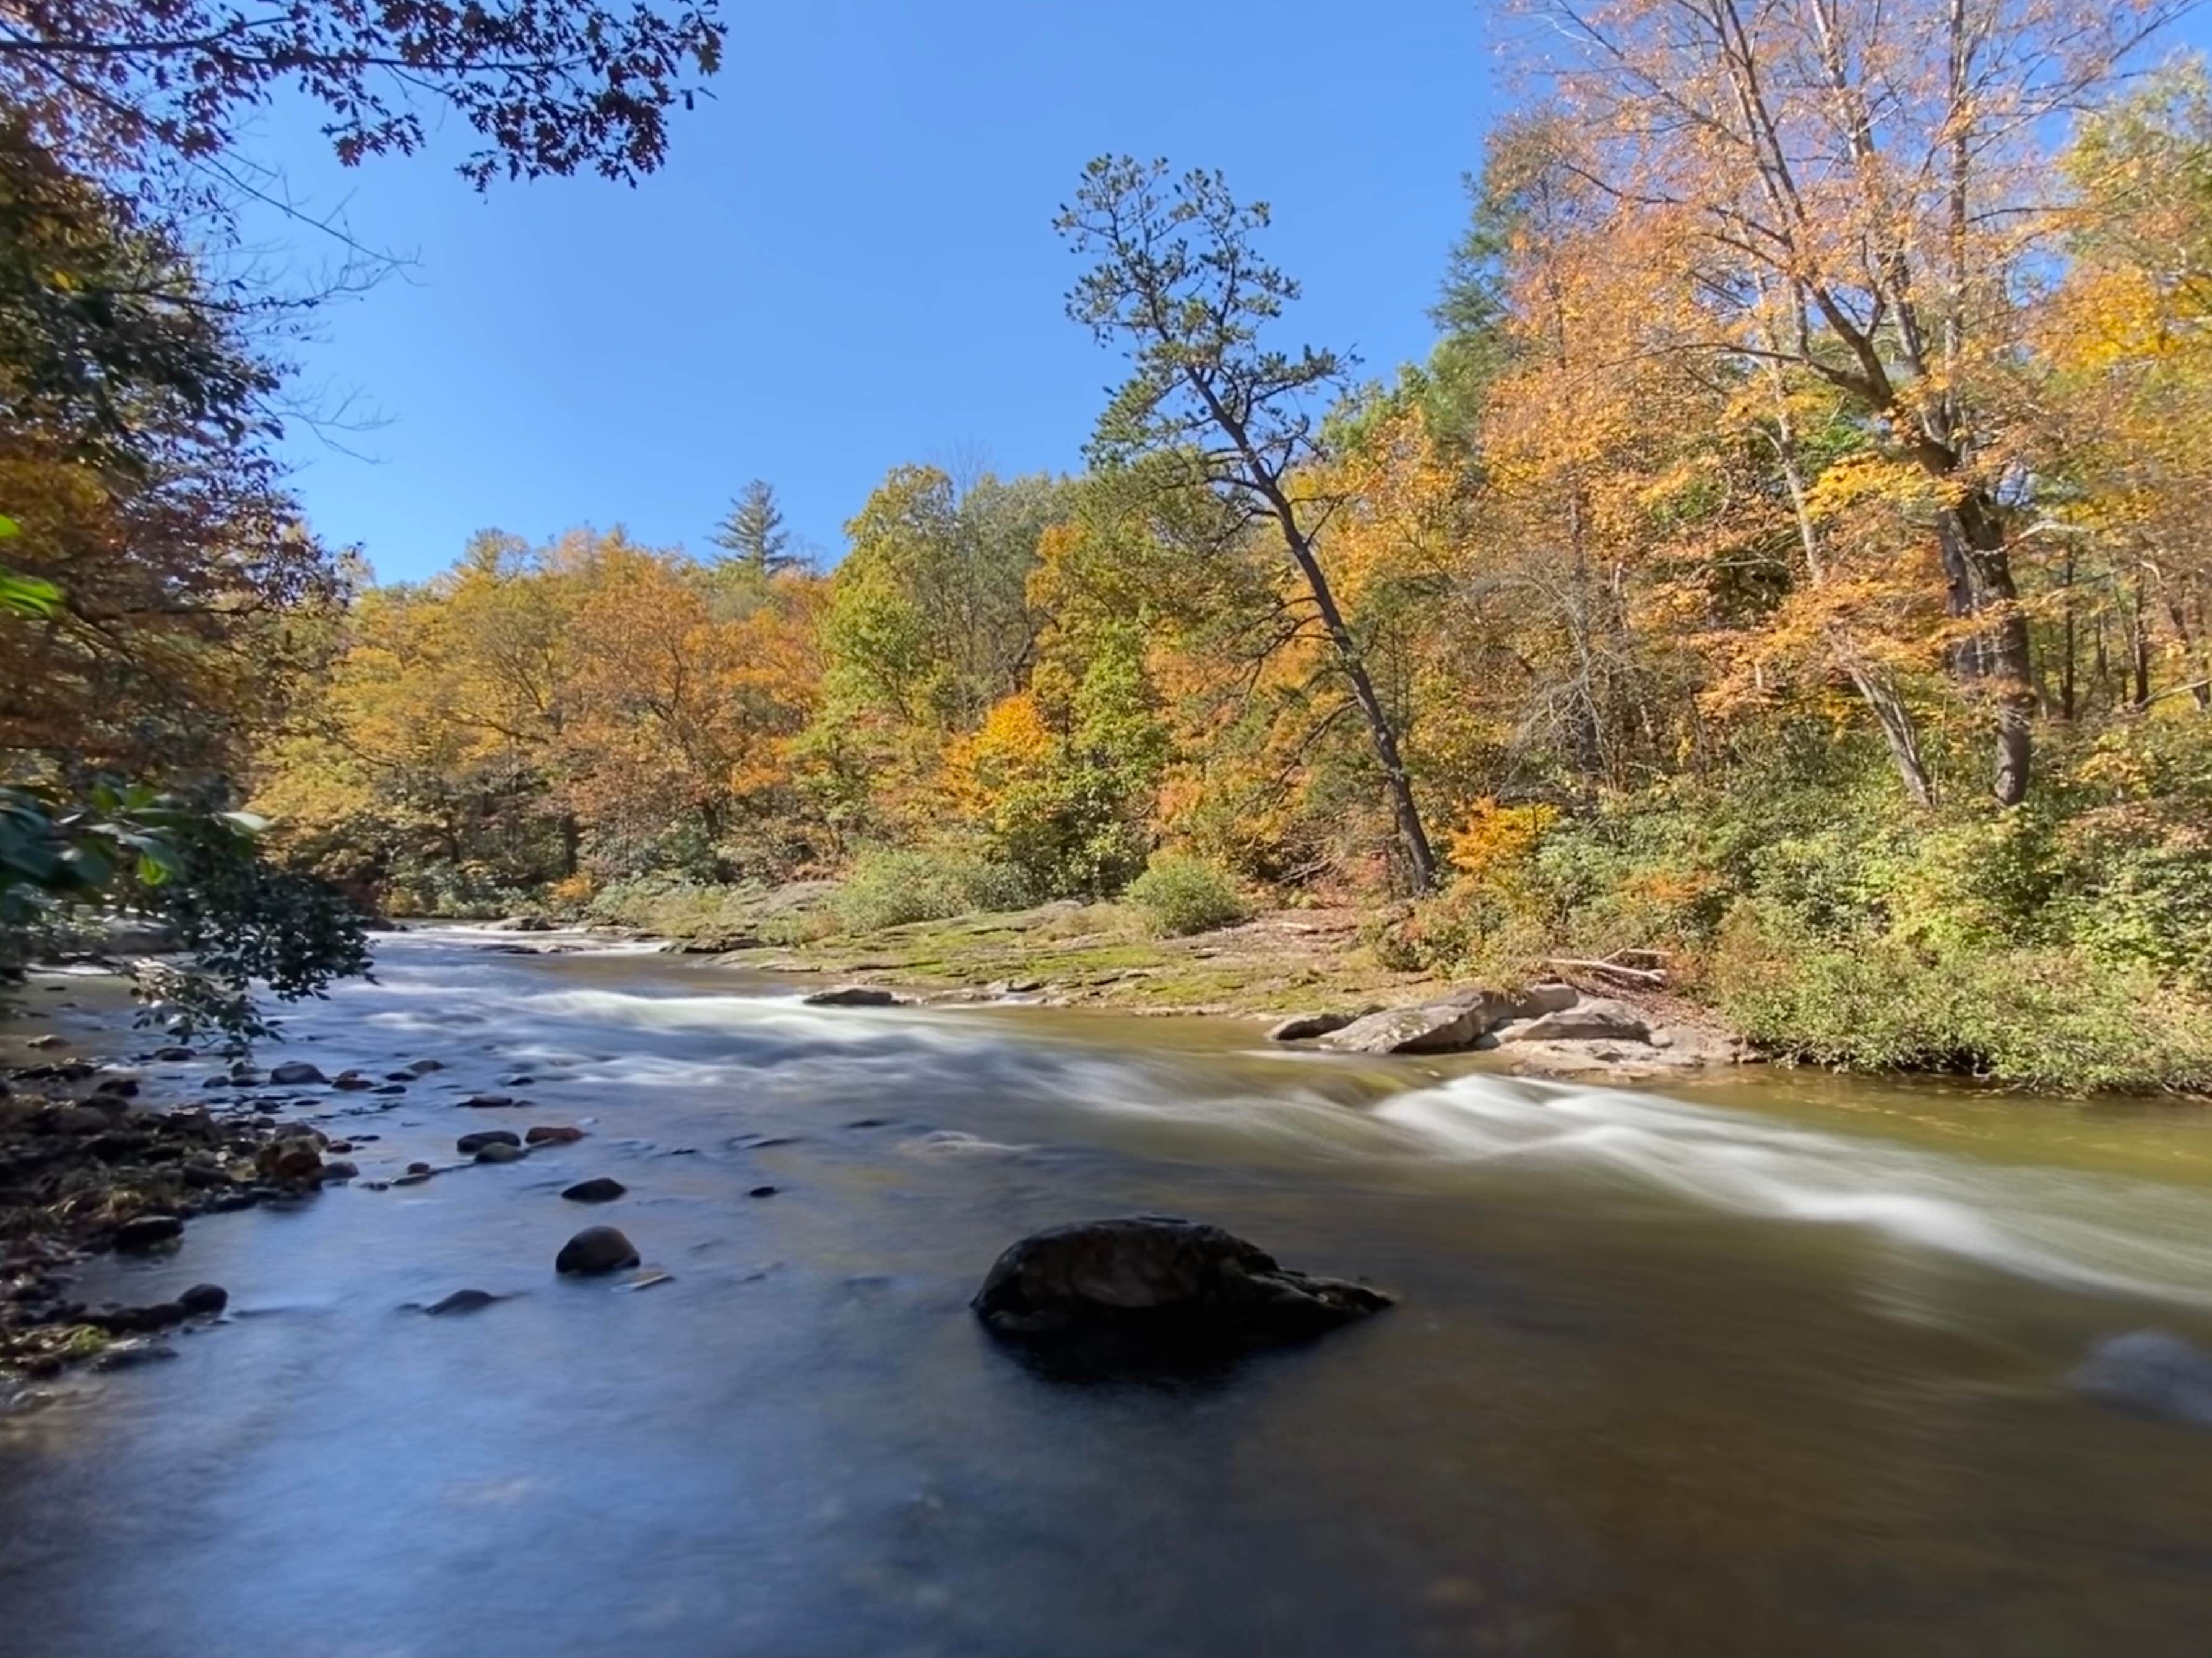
(7, 0), (2212, 1091)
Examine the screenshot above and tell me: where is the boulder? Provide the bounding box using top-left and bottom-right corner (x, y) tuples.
(456, 1129), (522, 1154)
(1316, 984), (1579, 1055)
(256, 1141), (324, 1185)
(1267, 1010), (1363, 1042)
(473, 1142), (525, 1164)
(971, 1216), (1394, 1355)
(524, 1124), (583, 1145)
(113, 1214), (184, 1253)
(1490, 996), (1649, 1045)
(556, 1225), (639, 1275)
(802, 985), (899, 1008)
(268, 1061), (327, 1086)
(178, 1283), (228, 1316)
(561, 1177), (626, 1203)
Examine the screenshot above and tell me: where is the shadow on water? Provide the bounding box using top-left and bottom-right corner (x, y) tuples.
(2, 926), (2211, 1657)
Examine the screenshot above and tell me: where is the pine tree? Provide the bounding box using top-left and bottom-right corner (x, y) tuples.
(711, 480), (799, 575)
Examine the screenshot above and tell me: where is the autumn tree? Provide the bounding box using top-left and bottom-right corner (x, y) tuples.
(1057, 156), (1440, 889)
(1510, 0), (2187, 804)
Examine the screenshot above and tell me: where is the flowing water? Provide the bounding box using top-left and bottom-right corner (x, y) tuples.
(3, 928), (2211, 1656)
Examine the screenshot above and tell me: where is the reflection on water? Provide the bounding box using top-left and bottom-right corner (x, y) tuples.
(1, 928), (2209, 1657)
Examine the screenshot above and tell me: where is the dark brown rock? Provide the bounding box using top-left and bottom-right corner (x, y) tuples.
(456, 1130), (522, 1154)
(561, 1177), (625, 1203)
(556, 1225), (639, 1274)
(524, 1124), (582, 1145)
(972, 1216), (1393, 1353)
(802, 985), (899, 1007)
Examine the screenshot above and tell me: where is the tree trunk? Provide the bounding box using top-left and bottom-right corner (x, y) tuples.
(1272, 507), (1438, 892)
(1938, 494), (2033, 805)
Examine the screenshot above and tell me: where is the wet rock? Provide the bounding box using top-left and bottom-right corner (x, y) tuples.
(331, 1071), (375, 1091)
(556, 1225), (640, 1275)
(405, 1160), (432, 1175)
(747, 1185), (779, 1198)
(94, 1341), (178, 1371)
(256, 1141), (324, 1184)
(268, 1061), (327, 1086)
(972, 1216), (1394, 1355)
(319, 1159), (359, 1181)
(473, 1142), (525, 1164)
(112, 1214), (184, 1253)
(93, 1076), (139, 1098)
(500, 1074), (537, 1087)
(561, 1177), (625, 1203)
(456, 1129), (522, 1154)
(424, 1289), (502, 1315)
(524, 1124), (582, 1145)
(460, 1094), (516, 1109)
(1267, 1010), (1365, 1042)
(405, 1058), (444, 1075)
(802, 985), (899, 1007)
(391, 1171), (433, 1188)
(153, 1046), (197, 1063)
(371, 1083), (407, 1095)
(2071, 1331), (2212, 1428)
(51, 1105), (111, 1134)
(178, 1283), (228, 1316)
(1316, 984), (1579, 1055)
(86, 1300), (188, 1334)
(384, 1071), (417, 1082)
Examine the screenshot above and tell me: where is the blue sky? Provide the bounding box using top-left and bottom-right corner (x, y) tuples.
(244, 1), (1503, 582)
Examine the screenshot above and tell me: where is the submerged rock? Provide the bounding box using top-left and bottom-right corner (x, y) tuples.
(460, 1094), (516, 1109)
(561, 1177), (625, 1203)
(404, 1058), (444, 1075)
(802, 985), (899, 1008)
(456, 1129), (521, 1154)
(424, 1289), (503, 1316)
(2071, 1330), (2212, 1428)
(473, 1142), (525, 1164)
(268, 1061), (327, 1086)
(971, 1216), (1394, 1355)
(556, 1225), (640, 1275)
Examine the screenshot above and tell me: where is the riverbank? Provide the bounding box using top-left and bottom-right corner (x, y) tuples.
(574, 891), (1750, 1082)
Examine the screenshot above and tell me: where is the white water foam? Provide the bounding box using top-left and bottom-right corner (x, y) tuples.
(1377, 1071), (2212, 1309)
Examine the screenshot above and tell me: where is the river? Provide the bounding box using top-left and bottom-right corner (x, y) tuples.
(2, 926), (2210, 1656)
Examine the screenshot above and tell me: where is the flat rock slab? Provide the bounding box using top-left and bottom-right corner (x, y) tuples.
(1315, 985), (1578, 1055)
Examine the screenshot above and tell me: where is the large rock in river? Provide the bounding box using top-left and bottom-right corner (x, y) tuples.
(1316, 983), (1579, 1055)
(556, 1225), (639, 1275)
(971, 1217), (1393, 1352)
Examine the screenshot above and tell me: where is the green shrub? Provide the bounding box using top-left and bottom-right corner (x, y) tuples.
(831, 847), (1034, 933)
(1709, 900), (2212, 1094)
(1126, 855), (1251, 936)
